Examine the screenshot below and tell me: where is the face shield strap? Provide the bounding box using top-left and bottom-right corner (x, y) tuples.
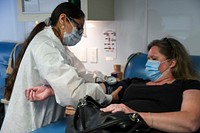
(66, 17), (75, 28)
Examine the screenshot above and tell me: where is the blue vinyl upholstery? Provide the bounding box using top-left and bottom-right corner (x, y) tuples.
(124, 52), (148, 79)
(0, 42), (18, 100)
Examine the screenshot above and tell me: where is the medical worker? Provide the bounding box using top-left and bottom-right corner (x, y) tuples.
(1, 2), (116, 133)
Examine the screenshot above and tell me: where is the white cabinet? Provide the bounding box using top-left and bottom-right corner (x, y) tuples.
(17, 0), (114, 22)
(17, 0), (67, 22)
(81, 0), (114, 20)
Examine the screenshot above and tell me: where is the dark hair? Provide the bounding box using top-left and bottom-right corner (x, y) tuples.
(147, 37), (199, 80)
(4, 2), (85, 100)
(50, 2), (85, 26)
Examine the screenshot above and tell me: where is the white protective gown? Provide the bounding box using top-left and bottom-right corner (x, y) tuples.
(1, 26), (112, 133)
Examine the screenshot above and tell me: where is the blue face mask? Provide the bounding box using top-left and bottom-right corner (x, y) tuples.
(63, 27), (82, 46)
(145, 60), (162, 81)
(63, 17), (82, 46)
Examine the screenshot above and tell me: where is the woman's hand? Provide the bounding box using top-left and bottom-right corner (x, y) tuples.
(25, 86), (54, 101)
(100, 103), (134, 114)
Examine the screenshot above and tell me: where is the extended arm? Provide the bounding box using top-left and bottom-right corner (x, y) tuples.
(25, 85), (54, 101)
(101, 89), (200, 133)
(25, 84), (123, 103)
(140, 90), (200, 132)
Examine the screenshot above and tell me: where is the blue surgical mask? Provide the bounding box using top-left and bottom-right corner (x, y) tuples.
(63, 27), (82, 46)
(145, 60), (162, 81)
(63, 18), (82, 46)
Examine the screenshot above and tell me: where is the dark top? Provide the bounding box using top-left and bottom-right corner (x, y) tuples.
(119, 78), (200, 113)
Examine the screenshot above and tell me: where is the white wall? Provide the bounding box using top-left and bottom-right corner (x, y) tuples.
(147, 0), (200, 55)
(81, 0), (200, 75)
(71, 0), (148, 75)
(1, 0), (200, 76)
(0, 0), (25, 42)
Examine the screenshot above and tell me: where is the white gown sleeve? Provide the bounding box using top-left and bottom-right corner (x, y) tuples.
(65, 47), (106, 83)
(32, 42), (112, 107)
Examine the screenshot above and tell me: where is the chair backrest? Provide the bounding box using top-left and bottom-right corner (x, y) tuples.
(124, 52), (200, 79)
(0, 42), (22, 100)
(124, 52), (148, 79)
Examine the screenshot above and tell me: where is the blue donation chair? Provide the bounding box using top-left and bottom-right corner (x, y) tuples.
(0, 42), (22, 128)
(0, 42), (21, 100)
(0, 42), (22, 104)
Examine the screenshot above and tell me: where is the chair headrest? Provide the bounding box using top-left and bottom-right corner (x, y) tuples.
(0, 42), (22, 100)
(124, 52), (148, 79)
(0, 42), (17, 65)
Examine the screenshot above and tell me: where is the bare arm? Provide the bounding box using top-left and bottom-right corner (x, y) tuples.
(25, 86), (54, 101)
(101, 90), (200, 133)
(25, 84), (122, 104)
(140, 89), (200, 133)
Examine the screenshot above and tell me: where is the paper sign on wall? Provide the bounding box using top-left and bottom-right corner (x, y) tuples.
(103, 30), (117, 60)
